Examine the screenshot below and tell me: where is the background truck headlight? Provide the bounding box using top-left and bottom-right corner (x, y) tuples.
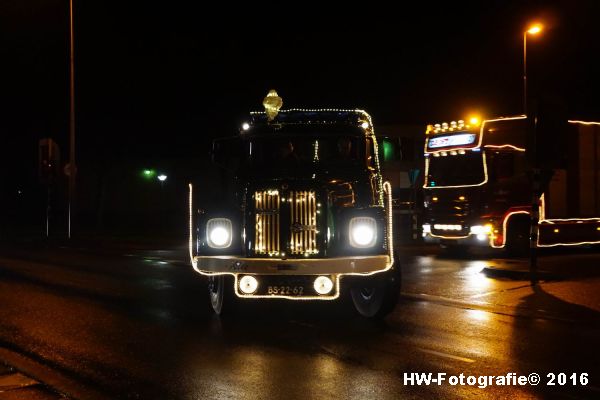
(349, 217), (377, 248)
(206, 218), (233, 248)
(470, 224), (492, 235)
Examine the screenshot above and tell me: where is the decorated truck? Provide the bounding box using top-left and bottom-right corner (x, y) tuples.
(188, 91), (400, 317)
(421, 116), (600, 252)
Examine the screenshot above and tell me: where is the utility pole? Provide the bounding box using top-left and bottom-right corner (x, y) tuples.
(523, 31), (527, 115)
(68, 0), (76, 238)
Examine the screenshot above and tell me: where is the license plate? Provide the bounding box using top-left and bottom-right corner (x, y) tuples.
(266, 285), (305, 296)
(247, 275), (331, 297)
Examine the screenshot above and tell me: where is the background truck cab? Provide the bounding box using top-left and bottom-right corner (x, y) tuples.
(421, 117), (600, 253)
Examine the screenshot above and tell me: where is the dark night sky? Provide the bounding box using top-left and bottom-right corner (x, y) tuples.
(1, 1), (600, 172)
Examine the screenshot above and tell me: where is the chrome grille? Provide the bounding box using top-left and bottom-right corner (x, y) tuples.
(289, 190), (318, 255)
(255, 190), (280, 256)
(428, 199), (470, 236)
(253, 189), (319, 257)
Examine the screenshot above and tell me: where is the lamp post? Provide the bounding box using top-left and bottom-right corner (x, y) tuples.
(523, 23), (543, 286)
(523, 23), (543, 115)
(68, 0), (76, 238)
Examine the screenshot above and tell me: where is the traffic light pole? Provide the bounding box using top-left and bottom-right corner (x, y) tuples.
(68, 0), (76, 239)
(529, 169), (539, 286)
(529, 117), (539, 286)
(46, 182), (50, 237)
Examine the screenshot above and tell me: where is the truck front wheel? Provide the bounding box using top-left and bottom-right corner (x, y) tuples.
(208, 275), (225, 314)
(208, 275), (237, 315)
(350, 260), (401, 318)
(505, 216), (530, 256)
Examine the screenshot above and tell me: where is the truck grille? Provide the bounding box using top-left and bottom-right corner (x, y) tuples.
(428, 200), (470, 237)
(254, 189), (318, 257)
(289, 190), (318, 255)
(255, 190), (281, 256)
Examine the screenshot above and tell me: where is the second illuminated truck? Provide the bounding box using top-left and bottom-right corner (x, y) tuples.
(421, 116), (600, 252)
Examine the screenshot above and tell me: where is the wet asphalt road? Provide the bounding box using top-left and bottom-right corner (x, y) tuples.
(0, 243), (598, 399)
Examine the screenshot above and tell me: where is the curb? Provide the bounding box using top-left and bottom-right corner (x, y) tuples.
(399, 292), (599, 325)
(482, 266), (561, 281)
(0, 347), (108, 400)
(0, 361), (63, 399)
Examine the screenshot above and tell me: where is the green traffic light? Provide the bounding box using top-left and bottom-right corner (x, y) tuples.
(142, 169), (156, 179)
(382, 140), (394, 161)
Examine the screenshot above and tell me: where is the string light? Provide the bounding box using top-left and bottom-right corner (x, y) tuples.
(540, 193), (546, 221)
(537, 193), (600, 246)
(423, 151), (488, 189)
(383, 181), (394, 268)
(568, 120), (600, 126)
(189, 183), (196, 269)
(541, 217), (600, 222)
(484, 144), (526, 152)
(488, 205), (600, 249)
(489, 211), (530, 248)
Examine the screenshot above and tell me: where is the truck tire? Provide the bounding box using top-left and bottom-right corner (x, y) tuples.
(208, 275), (237, 315)
(350, 257), (401, 318)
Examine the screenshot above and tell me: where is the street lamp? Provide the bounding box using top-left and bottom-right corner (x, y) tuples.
(523, 23), (543, 115)
(157, 174), (167, 189)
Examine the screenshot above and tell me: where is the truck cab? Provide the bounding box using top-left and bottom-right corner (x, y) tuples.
(189, 94), (399, 317)
(422, 117), (600, 253)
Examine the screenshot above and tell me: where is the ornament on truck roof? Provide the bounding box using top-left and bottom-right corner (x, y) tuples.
(262, 89), (283, 121)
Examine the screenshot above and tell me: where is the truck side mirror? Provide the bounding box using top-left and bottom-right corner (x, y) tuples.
(211, 136), (243, 171)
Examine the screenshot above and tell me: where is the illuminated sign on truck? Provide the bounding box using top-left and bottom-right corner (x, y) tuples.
(428, 133), (477, 149)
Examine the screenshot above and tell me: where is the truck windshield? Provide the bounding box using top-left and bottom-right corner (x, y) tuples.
(247, 135), (364, 169)
(426, 151), (485, 187)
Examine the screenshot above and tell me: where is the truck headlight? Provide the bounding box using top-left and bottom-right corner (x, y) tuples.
(207, 218), (232, 248)
(349, 217), (377, 248)
(470, 224), (492, 235)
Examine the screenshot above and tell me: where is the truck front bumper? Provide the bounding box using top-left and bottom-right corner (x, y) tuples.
(193, 255), (392, 276)
(423, 233), (492, 247)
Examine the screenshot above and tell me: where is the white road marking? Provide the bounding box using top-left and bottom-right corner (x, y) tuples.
(468, 284), (532, 299)
(418, 348), (476, 363)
